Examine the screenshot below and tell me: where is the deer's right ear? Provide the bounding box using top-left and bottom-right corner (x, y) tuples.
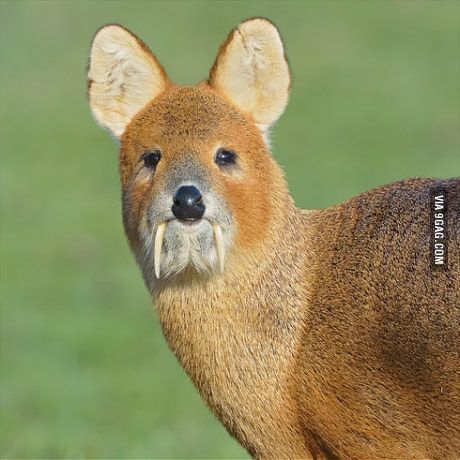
(87, 25), (169, 139)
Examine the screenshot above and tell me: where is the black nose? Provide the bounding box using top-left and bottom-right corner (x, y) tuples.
(172, 185), (205, 221)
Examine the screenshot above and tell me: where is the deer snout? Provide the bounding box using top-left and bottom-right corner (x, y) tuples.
(172, 185), (205, 221)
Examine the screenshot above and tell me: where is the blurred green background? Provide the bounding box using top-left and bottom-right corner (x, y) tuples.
(1, 0), (459, 458)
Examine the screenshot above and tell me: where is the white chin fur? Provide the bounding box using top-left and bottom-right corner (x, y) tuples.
(138, 219), (227, 287)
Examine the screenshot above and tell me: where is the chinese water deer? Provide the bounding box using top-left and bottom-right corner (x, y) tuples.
(87, 18), (459, 459)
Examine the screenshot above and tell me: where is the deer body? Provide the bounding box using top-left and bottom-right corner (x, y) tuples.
(87, 19), (460, 459)
(154, 178), (460, 459)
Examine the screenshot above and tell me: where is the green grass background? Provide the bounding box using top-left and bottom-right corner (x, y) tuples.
(1, 0), (459, 458)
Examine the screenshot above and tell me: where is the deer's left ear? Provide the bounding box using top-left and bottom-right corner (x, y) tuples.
(208, 18), (290, 133)
(87, 24), (170, 139)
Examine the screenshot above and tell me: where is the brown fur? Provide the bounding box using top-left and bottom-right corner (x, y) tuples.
(88, 19), (460, 459)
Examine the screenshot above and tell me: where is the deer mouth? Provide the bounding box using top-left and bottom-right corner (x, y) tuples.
(176, 219), (202, 226)
(153, 220), (225, 278)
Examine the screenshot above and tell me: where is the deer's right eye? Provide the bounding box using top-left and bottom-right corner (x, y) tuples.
(142, 150), (161, 169)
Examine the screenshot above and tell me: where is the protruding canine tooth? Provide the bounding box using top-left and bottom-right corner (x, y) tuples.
(213, 223), (225, 274)
(154, 222), (166, 279)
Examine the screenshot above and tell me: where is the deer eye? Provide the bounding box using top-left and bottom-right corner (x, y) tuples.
(215, 148), (237, 167)
(142, 150), (161, 169)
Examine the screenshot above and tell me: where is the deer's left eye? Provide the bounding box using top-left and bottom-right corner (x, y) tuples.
(215, 148), (237, 167)
(143, 150), (161, 169)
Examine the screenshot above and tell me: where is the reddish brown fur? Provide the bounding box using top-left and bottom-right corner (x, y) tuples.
(121, 84), (283, 253)
(295, 178), (460, 458)
(88, 20), (460, 459)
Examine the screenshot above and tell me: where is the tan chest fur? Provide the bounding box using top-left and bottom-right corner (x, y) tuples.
(154, 203), (313, 458)
(87, 18), (460, 460)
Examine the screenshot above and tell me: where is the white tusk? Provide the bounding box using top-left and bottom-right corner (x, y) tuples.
(213, 223), (225, 274)
(154, 222), (166, 279)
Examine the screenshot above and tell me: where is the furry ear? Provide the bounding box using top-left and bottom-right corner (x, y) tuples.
(209, 18), (290, 133)
(87, 24), (169, 139)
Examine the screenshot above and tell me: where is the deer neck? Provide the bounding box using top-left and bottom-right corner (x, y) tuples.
(153, 196), (314, 457)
